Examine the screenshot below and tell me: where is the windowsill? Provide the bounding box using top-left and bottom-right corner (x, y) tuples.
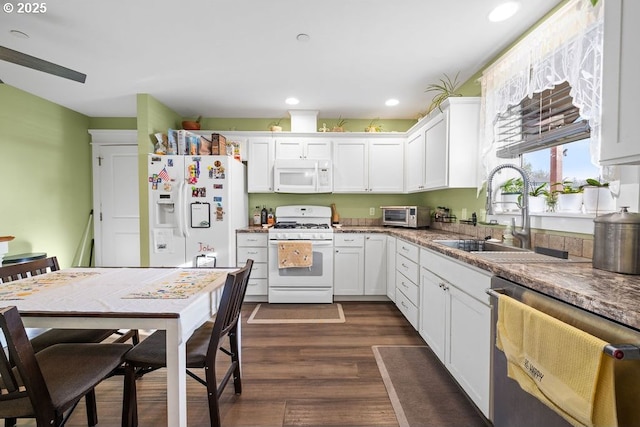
(487, 212), (602, 235)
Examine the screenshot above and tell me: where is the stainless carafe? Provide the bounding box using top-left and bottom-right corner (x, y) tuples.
(593, 207), (640, 274)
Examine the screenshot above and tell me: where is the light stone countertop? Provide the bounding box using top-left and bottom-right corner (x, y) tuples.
(237, 225), (640, 331)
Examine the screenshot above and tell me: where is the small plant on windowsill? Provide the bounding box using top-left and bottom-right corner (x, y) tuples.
(553, 180), (584, 213)
(499, 177), (524, 212)
(528, 182), (548, 213)
(583, 178), (615, 213)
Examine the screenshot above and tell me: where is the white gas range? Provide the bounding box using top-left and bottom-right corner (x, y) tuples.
(267, 205), (334, 303)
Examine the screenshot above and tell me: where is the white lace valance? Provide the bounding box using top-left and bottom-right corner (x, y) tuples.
(479, 0), (604, 189)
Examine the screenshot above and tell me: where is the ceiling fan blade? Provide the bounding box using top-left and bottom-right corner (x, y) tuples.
(0, 46), (86, 83)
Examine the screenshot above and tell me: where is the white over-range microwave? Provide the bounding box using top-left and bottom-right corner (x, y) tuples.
(273, 159), (333, 193)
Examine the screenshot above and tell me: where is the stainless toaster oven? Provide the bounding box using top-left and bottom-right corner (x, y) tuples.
(381, 206), (431, 228)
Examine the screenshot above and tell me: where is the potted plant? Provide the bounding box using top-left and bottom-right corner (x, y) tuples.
(554, 180), (584, 213)
(332, 116), (347, 132)
(268, 118), (284, 132)
(542, 188), (559, 212)
(499, 177), (524, 212)
(582, 178), (615, 213)
(181, 115), (202, 130)
(365, 118), (383, 132)
(424, 72), (464, 115)
(528, 182), (548, 213)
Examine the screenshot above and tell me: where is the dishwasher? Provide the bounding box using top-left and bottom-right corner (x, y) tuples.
(489, 276), (640, 427)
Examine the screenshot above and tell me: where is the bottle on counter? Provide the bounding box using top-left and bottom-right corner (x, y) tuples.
(253, 206), (261, 226)
(267, 208), (275, 225)
(261, 205), (268, 225)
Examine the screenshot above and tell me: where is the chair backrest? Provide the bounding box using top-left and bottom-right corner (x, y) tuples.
(0, 306), (57, 423)
(206, 260), (253, 359)
(0, 257), (60, 283)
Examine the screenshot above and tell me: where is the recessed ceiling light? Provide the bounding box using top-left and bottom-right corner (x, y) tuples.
(296, 33), (310, 42)
(488, 2), (520, 22)
(285, 97), (300, 105)
(9, 30), (30, 39)
(385, 99), (399, 107)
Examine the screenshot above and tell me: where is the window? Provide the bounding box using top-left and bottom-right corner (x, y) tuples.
(498, 81), (604, 192)
(522, 139), (602, 191)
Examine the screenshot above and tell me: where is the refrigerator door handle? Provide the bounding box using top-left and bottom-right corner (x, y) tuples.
(178, 180), (189, 238)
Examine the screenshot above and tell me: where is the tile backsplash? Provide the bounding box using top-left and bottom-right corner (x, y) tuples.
(340, 217), (594, 259)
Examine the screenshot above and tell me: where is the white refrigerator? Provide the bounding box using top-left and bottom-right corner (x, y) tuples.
(148, 154), (247, 267)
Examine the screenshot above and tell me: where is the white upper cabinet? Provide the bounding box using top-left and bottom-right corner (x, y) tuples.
(600, 0), (640, 165)
(333, 138), (367, 192)
(427, 98), (480, 190)
(368, 138), (404, 193)
(275, 137), (332, 159)
(405, 129), (426, 192)
(333, 137), (404, 193)
(406, 97), (480, 192)
(247, 137), (274, 193)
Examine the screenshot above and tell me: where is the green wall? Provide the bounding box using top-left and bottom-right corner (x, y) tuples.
(199, 117), (416, 133)
(136, 94), (182, 266)
(0, 85), (92, 268)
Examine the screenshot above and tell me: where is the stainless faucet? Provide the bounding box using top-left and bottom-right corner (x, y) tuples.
(486, 164), (531, 249)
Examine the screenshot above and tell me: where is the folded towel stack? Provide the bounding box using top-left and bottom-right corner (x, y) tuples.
(496, 294), (617, 427)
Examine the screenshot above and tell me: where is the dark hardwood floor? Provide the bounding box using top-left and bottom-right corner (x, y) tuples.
(18, 302), (429, 426)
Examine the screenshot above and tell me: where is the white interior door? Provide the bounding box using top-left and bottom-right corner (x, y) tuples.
(92, 139), (140, 266)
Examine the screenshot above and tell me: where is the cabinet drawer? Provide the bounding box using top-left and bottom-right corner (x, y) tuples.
(396, 290), (419, 329)
(396, 270), (419, 306)
(334, 234), (365, 247)
(242, 262), (267, 279)
(397, 240), (419, 263)
(237, 233), (268, 247)
(396, 253), (418, 283)
(420, 248), (491, 303)
(245, 278), (267, 295)
(237, 247), (267, 264)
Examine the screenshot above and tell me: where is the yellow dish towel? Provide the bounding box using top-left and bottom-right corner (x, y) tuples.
(277, 241), (313, 269)
(496, 294), (617, 427)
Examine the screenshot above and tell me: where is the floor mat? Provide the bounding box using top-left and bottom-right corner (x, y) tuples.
(372, 345), (487, 427)
(247, 303), (345, 324)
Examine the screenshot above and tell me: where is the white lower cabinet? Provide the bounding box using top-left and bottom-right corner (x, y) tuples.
(395, 239), (420, 329)
(237, 233), (268, 296)
(364, 234), (387, 295)
(334, 233), (387, 296)
(419, 247), (492, 419)
(333, 234), (365, 295)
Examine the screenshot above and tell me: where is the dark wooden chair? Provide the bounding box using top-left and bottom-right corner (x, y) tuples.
(121, 260), (254, 427)
(0, 256), (139, 353)
(0, 306), (132, 426)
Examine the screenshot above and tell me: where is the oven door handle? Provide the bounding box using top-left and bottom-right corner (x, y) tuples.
(269, 239), (334, 247)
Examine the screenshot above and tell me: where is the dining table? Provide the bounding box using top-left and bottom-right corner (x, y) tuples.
(0, 266), (236, 427)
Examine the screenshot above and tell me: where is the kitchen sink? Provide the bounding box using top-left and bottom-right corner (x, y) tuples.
(431, 239), (591, 263)
(432, 239), (529, 253)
